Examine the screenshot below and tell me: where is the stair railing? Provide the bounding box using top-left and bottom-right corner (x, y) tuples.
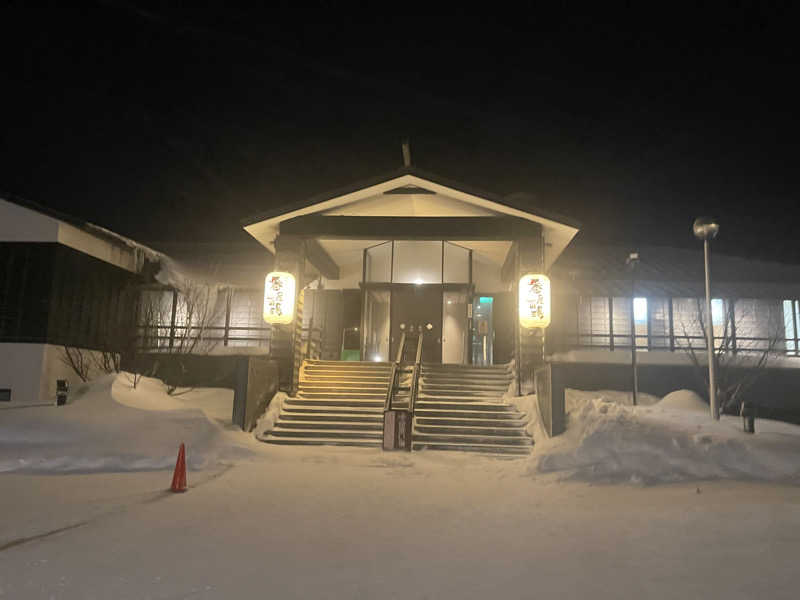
(409, 331), (424, 417)
(385, 331), (407, 411)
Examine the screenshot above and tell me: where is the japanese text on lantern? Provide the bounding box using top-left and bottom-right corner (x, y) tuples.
(518, 273), (551, 328)
(263, 272), (296, 324)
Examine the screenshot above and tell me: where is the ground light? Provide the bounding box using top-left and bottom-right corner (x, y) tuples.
(693, 216), (720, 420)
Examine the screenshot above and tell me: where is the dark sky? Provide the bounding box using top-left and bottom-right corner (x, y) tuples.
(1, 4), (798, 263)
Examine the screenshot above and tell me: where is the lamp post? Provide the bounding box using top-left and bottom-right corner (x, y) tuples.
(626, 252), (640, 407)
(693, 217), (720, 420)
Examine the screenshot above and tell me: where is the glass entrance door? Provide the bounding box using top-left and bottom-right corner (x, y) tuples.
(471, 296), (494, 365)
(390, 285), (443, 363)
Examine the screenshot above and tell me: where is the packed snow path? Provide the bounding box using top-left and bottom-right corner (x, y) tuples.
(1, 449), (800, 599)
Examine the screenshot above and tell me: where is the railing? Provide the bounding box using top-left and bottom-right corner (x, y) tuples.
(560, 332), (798, 355)
(385, 332), (407, 411)
(300, 326), (323, 360)
(409, 332), (424, 417)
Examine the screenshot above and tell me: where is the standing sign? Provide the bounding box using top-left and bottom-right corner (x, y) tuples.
(263, 271), (296, 324)
(519, 273), (551, 328)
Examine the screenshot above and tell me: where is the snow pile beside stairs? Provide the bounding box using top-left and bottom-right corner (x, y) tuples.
(530, 388), (800, 484)
(0, 374), (254, 474)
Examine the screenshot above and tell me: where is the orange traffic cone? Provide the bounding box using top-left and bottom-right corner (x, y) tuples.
(170, 443), (187, 493)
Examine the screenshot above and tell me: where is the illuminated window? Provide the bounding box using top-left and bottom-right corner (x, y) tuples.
(711, 298), (725, 326)
(633, 297), (648, 349)
(633, 297), (647, 323)
(785, 300), (799, 355)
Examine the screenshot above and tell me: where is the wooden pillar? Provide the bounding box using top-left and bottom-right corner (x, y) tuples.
(516, 231), (544, 396)
(273, 235), (306, 394)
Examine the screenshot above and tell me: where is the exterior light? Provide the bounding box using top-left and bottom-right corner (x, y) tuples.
(414, 278), (423, 285)
(263, 271), (296, 324)
(693, 216), (720, 420)
(518, 273), (551, 328)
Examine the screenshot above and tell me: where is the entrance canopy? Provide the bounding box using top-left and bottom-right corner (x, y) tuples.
(242, 166), (580, 278)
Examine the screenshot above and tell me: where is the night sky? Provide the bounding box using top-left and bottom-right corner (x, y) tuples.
(1, 4), (798, 263)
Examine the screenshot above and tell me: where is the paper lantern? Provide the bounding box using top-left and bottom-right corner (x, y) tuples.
(519, 273), (551, 328)
(263, 272), (296, 324)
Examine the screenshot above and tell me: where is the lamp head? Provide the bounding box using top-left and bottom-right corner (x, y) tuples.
(693, 217), (719, 241)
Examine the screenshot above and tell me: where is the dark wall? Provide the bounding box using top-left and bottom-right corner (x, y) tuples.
(0, 242), (139, 351)
(550, 361), (800, 424)
(493, 291), (514, 364)
(126, 352), (280, 431)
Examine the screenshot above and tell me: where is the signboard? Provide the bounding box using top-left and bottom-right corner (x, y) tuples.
(518, 273), (551, 328)
(263, 271), (296, 324)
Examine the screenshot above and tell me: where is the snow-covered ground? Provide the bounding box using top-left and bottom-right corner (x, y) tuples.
(2, 378), (800, 598)
(2, 447), (800, 599)
(0, 373), (256, 473)
(4, 374), (800, 487)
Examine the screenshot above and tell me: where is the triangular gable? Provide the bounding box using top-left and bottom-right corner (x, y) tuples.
(243, 168), (580, 270)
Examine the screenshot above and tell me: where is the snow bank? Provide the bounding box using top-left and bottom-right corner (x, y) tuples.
(253, 392), (288, 440)
(531, 391), (800, 484)
(0, 374), (254, 474)
(658, 389), (708, 412)
(565, 388), (660, 414)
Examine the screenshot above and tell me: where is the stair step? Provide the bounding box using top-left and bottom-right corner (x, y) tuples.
(276, 421), (381, 431)
(422, 363), (510, 371)
(414, 424), (528, 436)
(411, 442), (531, 455)
(415, 416), (527, 427)
(422, 381), (510, 389)
(306, 360), (392, 367)
(297, 392), (387, 400)
(415, 399), (516, 413)
(285, 398), (385, 408)
(281, 412), (383, 422)
(414, 408), (526, 420)
(298, 388), (387, 396)
(299, 382), (388, 389)
(419, 389), (507, 397)
(269, 427), (382, 439)
(421, 376), (511, 382)
(301, 374), (391, 381)
(262, 436), (381, 448)
(412, 432), (532, 446)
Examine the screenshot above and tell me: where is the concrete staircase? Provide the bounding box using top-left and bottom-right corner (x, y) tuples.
(260, 360), (532, 455)
(259, 360), (390, 447)
(412, 363), (533, 455)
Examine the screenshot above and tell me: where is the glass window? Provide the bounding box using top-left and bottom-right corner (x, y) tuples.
(633, 297), (648, 350)
(392, 240), (443, 284)
(364, 289), (390, 361)
(577, 296), (610, 347)
(783, 300), (796, 355)
(443, 242), (470, 283)
(365, 242), (392, 282)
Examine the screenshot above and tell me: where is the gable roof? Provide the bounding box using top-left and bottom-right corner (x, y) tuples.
(552, 240), (800, 299)
(242, 166), (581, 270)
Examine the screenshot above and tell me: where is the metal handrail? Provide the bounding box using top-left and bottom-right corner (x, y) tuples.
(395, 331), (407, 363)
(385, 332), (408, 411)
(409, 332), (424, 417)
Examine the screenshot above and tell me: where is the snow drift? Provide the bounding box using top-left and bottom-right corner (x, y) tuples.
(0, 374), (254, 473)
(531, 388), (800, 484)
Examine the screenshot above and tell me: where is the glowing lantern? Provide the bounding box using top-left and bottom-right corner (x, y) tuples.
(263, 272), (296, 324)
(519, 273), (551, 328)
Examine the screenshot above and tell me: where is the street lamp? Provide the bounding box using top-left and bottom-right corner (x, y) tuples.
(693, 217), (720, 420)
(625, 252), (640, 407)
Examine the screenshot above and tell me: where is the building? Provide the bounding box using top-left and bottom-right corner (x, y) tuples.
(4, 163), (800, 434)
(0, 195), (150, 406)
(242, 165), (580, 398)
